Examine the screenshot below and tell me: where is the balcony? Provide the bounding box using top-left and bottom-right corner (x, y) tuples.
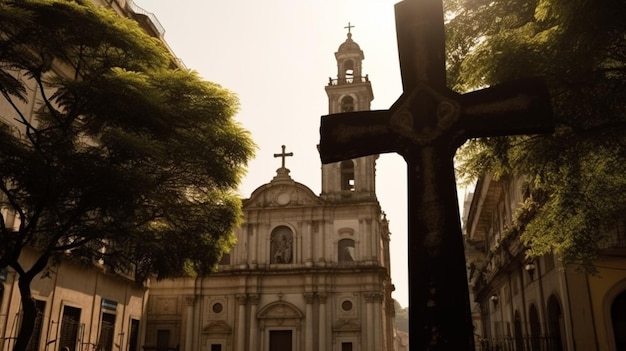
(327, 75), (369, 86)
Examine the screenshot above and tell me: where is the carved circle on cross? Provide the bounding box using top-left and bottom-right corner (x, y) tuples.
(390, 84), (461, 145)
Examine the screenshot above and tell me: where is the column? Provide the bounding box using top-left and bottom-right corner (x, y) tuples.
(236, 295), (247, 351)
(318, 220), (326, 265)
(250, 224), (257, 267)
(296, 221), (302, 264)
(372, 293), (383, 350)
(365, 293), (375, 351)
(304, 293), (315, 351)
(248, 295), (259, 351)
(305, 222), (313, 266)
(184, 296), (195, 351)
(318, 294), (327, 351)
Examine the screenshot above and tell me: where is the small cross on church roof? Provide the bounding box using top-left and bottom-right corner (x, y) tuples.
(273, 145), (293, 169)
(344, 22), (355, 34)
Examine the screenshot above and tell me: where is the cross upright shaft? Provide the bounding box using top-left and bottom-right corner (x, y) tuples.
(318, 0), (553, 349)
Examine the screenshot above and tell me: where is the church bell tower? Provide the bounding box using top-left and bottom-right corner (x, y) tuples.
(321, 24), (377, 202)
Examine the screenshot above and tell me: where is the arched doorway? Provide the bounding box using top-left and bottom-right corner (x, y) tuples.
(547, 295), (565, 351)
(611, 289), (626, 351)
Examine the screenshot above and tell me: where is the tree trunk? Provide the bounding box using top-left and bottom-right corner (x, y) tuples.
(11, 253), (49, 351)
(13, 274), (36, 351)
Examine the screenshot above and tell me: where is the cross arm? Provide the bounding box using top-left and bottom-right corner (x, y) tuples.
(319, 110), (395, 164)
(459, 78), (554, 139)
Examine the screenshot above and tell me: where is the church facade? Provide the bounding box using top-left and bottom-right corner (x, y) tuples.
(144, 31), (396, 351)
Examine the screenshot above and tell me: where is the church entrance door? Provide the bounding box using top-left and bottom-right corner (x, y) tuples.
(269, 330), (292, 351)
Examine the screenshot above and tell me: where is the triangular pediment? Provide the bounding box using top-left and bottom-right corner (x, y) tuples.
(257, 301), (303, 320)
(332, 318), (361, 332)
(202, 321), (232, 334)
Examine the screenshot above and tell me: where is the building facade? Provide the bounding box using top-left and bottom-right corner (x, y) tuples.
(144, 31), (396, 351)
(0, 2), (171, 351)
(464, 173), (626, 350)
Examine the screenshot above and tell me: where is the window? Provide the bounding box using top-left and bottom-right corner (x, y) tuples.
(340, 96), (355, 112)
(271, 226), (293, 264)
(26, 300), (46, 351)
(212, 303), (223, 313)
(128, 319), (140, 351)
(343, 60), (354, 83)
(611, 290), (626, 350)
(340, 160), (355, 191)
(58, 306), (81, 351)
(98, 312), (116, 351)
(338, 239), (356, 262)
(529, 304), (541, 351)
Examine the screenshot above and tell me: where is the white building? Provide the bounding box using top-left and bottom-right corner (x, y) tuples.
(144, 31), (396, 351)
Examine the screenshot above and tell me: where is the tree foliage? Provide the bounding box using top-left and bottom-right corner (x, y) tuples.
(0, 1), (254, 350)
(449, 0), (626, 271)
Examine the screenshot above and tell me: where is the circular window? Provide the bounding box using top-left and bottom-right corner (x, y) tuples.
(341, 300), (353, 311)
(212, 302), (223, 313)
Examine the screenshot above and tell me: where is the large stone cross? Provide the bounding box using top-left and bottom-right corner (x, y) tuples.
(319, 0), (553, 349)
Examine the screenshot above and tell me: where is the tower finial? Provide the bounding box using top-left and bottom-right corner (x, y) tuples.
(344, 22), (355, 37)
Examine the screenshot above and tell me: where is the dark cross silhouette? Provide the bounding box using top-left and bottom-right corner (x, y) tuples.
(273, 145), (293, 169)
(344, 22), (355, 34)
(319, 0), (553, 349)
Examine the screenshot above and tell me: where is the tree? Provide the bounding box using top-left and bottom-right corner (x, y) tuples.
(0, 1), (254, 350)
(393, 299), (409, 333)
(447, 0), (626, 271)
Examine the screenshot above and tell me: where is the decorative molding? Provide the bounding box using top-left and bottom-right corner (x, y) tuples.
(364, 292), (383, 303)
(185, 296), (196, 306)
(201, 321), (232, 335)
(318, 294), (328, 304)
(304, 293), (315, 304)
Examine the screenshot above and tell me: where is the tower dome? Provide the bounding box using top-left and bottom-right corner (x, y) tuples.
(338, 32), (362, 53)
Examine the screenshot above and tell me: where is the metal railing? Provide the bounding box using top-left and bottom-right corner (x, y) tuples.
(127, 1), (165, 37)
(478, 336), (561, 351)
(327, 76), (369, 86)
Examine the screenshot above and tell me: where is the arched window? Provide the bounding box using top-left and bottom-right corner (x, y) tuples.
(270, 226), (293, 264)
(340, 160), (355, 191)
(611, 289), (626, 350)
(529, 304), (541, 351)
(343, 60), (354, 83)
(338, 239), (355, 262)
(341, 96), (355, 112)
(547, 295), (564, 351)
(513, 310), (524, 350)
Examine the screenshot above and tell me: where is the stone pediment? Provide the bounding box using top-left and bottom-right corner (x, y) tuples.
(332, 318), (361, 332)
(202, 321), (232, 334)
(257, 301), (303, 320)
(244, 168), (323, 208)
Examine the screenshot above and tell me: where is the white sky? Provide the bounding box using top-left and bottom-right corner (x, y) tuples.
(136, 0), (436, 308)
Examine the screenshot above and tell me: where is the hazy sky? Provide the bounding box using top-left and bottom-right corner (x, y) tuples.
(138, 0), (421, 307)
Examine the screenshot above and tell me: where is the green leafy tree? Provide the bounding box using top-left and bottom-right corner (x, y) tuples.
(393, 299), (409, 333)
(0, 1), (254, 350)
(448, 0), (626, 271)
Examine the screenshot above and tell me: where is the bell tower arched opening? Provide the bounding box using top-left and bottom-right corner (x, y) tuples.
(341, 96), (355, 112)
(340, 160), (355, 191)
